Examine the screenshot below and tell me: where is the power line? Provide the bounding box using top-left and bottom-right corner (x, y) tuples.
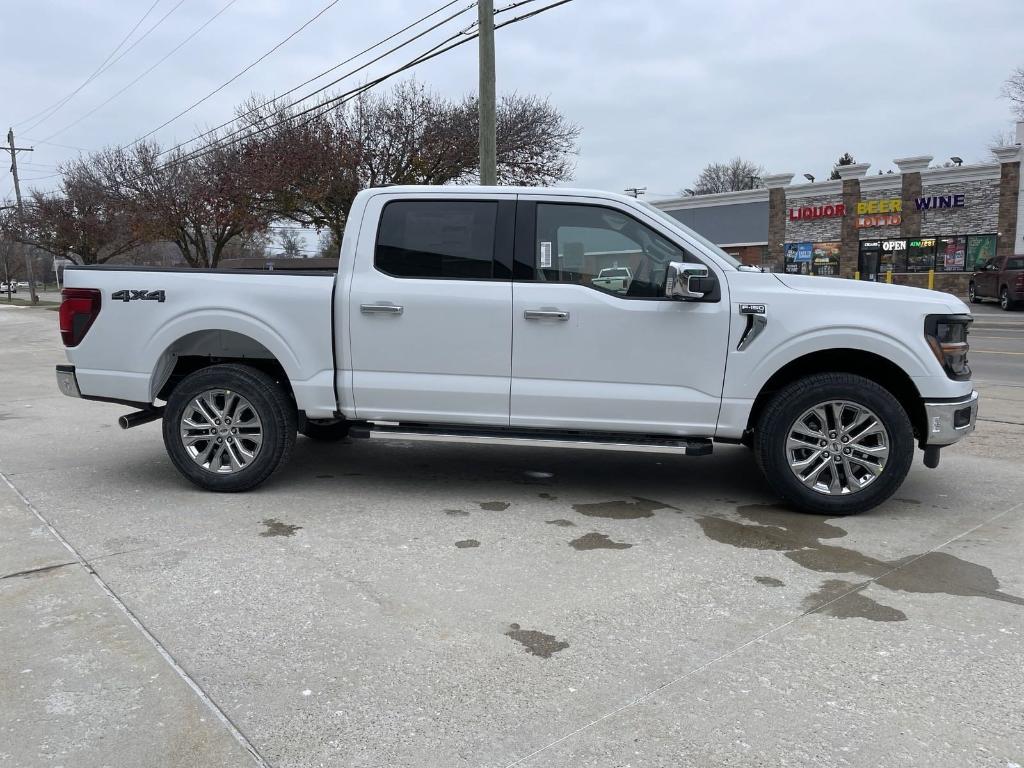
(147, 0), (474, 158)
(21, 138), (88, 152)
(18, 0), (179, 132)
(131, 0), (344, 147)
(40, 0), (240, 142)
(42, 0), (574, 192)
(154, 0), (572, 175)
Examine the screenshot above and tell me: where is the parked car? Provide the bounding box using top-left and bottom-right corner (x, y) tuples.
(969, 254), (1024, 310)
(1, 282), (16, 293)
(591, 266), (632, 293)
(55, 186), (978, 515)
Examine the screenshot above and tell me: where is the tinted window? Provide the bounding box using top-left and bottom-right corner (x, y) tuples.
(533, 203), (697, 298)
(1007, 257), (1024, 270)
(376, 200), (497, 279)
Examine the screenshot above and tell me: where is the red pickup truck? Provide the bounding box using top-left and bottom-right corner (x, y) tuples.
(969, 254), (1024, 310)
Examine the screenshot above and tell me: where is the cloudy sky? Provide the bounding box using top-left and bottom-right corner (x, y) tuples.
(2, 0), (1023, 207)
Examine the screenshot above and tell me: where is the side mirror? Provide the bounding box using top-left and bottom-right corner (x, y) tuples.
(666, 261), (714, 300)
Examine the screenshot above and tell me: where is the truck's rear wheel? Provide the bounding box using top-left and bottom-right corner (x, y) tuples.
(754, 373), (913, 515)
(163, 364), (296, 492)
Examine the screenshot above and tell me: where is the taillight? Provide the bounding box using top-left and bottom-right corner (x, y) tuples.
(59, 288), (102, 347)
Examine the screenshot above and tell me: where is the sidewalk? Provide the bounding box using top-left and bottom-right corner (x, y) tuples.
(0, 478), (256, 768)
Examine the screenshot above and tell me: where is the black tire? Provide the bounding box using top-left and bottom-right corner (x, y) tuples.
(1000, 285), (1015, 311)
(753, 373), (914, 515)
(162, 364), (296, 492)
(299, 418), (350, 441)
(968, 282), (981, 304)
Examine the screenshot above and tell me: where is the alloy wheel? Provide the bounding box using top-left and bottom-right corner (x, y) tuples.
(179, 389), (263, 473)
(785, 400), (890, 495)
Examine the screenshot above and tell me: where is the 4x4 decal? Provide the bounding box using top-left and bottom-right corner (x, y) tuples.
(112, 289), (165, 303)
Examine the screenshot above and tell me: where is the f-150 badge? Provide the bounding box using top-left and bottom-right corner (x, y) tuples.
(739, 303), (766, 315)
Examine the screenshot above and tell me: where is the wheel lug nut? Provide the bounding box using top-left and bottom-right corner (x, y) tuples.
(823, 452), (830, 458)
(231, 428), (237, 434)
(841, 436), (849, 443)
(215, 419), (221, 425)
(843, 448), (851, 455)
(829, 431), (837, 438)
(216, 438), (222, 443)
(819, 440), (828, 447)
(225, 419), (231, 425)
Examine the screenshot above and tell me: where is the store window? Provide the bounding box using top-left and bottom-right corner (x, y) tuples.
(966, 234), (997, 272)
(879, 239), (906, 275)
(906, 238), (936, 272)
(811, 242), (840, 276)
(936, 236), (967, 272)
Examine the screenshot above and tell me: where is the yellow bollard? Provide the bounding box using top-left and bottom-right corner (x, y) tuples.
(928, 269), (934, 290)
(854, 271), (860, 281)
(885, 270), (893, 284)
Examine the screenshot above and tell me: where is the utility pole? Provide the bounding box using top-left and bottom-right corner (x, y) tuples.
(6, 127), (38, 304)
(624, 186), (646, 198)
(477, 0), (496, 186)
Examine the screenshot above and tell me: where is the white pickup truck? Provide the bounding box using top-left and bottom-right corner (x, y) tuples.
(56, 186), (978, 514)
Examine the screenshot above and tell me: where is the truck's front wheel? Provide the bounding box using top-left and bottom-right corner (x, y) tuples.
(163, 364), (296, 492)
(754, 373), (913, 515)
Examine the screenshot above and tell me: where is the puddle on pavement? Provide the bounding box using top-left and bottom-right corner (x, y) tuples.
(894, 498), (922, 505)
(444, 509), (470, 517)
(479, 501), (511, 511)
(697, 504), (1024, 615)
(569, 532), (632, 551)
(754, 576), (785, 587)
(538, 492), (558, 501)
(545, 519), (576, 527)
(802, 579), (907, 622)
(260, 518), (303, 537)
(455, 539), (480, 549)
(572, 496), (677, 520)
(505, 623), (569, 658)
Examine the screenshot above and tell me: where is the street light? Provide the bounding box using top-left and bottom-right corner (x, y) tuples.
(950, 156), (963, 166)
(803, 173), (815, 182)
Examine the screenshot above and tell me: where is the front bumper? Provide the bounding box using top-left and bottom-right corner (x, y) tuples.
(922, 390), (978, 447)
(56, 364), (81, 398)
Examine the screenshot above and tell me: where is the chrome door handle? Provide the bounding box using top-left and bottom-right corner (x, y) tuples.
(361, 304), (403, 315)
(524, 309), (569, 321)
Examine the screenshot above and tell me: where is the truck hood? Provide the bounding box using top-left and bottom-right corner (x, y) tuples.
(772, 273), (969, 315)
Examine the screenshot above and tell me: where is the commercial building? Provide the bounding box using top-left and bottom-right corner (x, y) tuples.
(653, 123), (1024, 295)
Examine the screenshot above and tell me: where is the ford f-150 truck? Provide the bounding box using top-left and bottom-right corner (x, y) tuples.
(55, 186), (979, 514)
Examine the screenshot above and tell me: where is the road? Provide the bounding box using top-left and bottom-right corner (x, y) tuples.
(1, 302), (1023, 768)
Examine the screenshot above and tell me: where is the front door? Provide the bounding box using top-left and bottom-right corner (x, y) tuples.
(510, 198), (731, 436)
(347, 195), (515, 425)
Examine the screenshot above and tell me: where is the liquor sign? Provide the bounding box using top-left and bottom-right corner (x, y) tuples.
(789, 203), (846, 221)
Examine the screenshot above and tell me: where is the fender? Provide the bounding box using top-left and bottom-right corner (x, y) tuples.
(146, 308), (304, 401)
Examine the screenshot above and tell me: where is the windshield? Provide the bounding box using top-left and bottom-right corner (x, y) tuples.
(637, 200), (742, 269)
(601, 268), (629, 277)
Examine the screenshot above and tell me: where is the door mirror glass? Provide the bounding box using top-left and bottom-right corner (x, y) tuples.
(666, 262), (714, 300)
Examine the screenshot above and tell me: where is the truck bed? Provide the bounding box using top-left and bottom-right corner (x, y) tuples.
(61, 264), (339, 417)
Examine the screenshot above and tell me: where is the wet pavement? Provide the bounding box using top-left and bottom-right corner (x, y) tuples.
(1, 304), (1023, 768)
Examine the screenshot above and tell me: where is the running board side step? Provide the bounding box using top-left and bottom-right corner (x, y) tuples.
(348, 423), (713, 456)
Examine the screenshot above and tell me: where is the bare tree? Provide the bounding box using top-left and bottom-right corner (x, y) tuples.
(277, 229), (304, 258)
(1003, 66), (1024, 120)
(239, 80), (580, 244)
(316, 229), (339, 258)
(17, 164), (141, 265)
(689, 157), (765, 195)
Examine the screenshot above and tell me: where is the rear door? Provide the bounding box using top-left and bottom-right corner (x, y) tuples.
(509, 196), (731, 436)
(348, 193), (515, 425)
(976, 257), (999, 297)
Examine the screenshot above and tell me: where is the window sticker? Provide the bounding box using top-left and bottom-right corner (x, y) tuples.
(539, 241), (553, 268)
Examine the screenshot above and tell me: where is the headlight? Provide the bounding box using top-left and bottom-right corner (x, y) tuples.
(924, 314), (972, 381)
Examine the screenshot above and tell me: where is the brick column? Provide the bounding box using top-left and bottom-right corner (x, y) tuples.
(836, 162), (870, 278)
(992, 145), (1021, 260)
(894, 156), (931, 238)
(763, 173), (794, 272)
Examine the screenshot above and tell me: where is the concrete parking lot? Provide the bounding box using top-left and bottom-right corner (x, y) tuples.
(2, 302), (1022, 768)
